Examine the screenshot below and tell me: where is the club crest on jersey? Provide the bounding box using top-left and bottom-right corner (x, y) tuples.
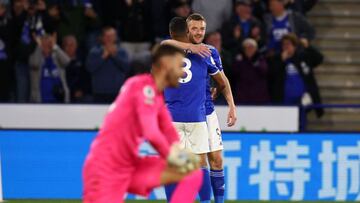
(143, 85), (155, 105)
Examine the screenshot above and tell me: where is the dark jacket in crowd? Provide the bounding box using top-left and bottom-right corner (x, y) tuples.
(86, 45), (129, 97)
(252, 0), (268, 21)
(12, 11), (39, 63)
(222, 15), (265, 54)
(66, 58), (92, 102)
(232, 53), (270, 104)
(268, 46), (324, 117)
(0, 14), (15, 101)
(264, 10), (316, 42)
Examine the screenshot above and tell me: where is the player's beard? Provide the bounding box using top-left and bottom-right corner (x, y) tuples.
(189, 33), (204, 44)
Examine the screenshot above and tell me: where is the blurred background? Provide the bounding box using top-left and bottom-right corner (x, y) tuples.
(1, 0), (360, 131)
(0, 0), (360, 202)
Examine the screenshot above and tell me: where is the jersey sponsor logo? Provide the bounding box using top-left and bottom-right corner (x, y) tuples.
(143, 85), (155, 105)
(179, 58), (192, 84)
(286, 63), (298, 75)
(273, 28), (290, 41)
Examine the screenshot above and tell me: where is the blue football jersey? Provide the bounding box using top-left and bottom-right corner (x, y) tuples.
(164, 53), (219, 122)
(205, 45), (224, 115)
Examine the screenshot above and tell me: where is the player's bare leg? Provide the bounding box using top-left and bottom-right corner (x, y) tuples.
(208, 150), (225, 203)
(208, 150), (223, 170)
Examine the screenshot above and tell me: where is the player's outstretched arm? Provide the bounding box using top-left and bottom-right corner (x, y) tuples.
(220, 71), (237, 127)
(209, 47), (237, 127)
(161, 39), (211, 57)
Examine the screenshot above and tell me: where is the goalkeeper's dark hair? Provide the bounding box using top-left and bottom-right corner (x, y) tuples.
(169, 17), (188, 39)
(152, 44), (184, 66)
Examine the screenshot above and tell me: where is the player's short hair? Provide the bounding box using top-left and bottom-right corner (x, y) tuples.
(169, 17), (188, 38)
(152, 44), (184, 66)
(186, 13), (206, 23)
(281, 33), (299, 47)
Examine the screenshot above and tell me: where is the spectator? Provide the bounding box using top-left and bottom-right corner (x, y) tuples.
(264, 0), (315, 54)
(12, 0), (45, 102)
(170, 0), (192, 19)
(62, 35), (91, 103)
(222, 0), (265, 55)
(268, 34), (324, 117)
(192, 0), (232, 33)
(29, 33), (71, 103)
(205, 31), (233, 105)
(155, 0), (192, 41)
(0, 0), (14, 102)
(205, 31), (233, 83)
(84, 0), (102, 51)
(86, 27), (129, 103)
(232, 38), (270, 104)
(118, 0), (152, 63)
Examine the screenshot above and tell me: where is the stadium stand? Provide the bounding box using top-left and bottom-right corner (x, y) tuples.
(3, 0), (360, 131)
(306, 0), (360, 131)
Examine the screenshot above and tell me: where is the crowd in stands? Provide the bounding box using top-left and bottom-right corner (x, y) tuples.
(0, 0), (323, 113)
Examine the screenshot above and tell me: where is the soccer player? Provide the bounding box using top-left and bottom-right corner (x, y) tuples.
(163, 14), (237, 203)
(163, 17), (226, 203)
(83, 44), (203, 203)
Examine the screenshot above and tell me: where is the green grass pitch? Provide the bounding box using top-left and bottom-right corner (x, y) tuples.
(4, 201), (352, 203)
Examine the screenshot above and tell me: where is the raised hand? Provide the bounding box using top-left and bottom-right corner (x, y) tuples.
(189, 44), (211, 58)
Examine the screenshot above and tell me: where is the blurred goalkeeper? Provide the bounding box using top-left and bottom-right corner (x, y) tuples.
(82, 44), (202, 203)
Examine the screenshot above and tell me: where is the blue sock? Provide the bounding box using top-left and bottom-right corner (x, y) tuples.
(164, 183), (177, 203)
(210, 169), (225, 203)
(199, 167), (211, 203)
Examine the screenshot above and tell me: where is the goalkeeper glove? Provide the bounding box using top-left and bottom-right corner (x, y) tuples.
(167, 143), (200, 174)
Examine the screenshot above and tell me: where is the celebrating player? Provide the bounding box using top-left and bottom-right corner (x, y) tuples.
(82, 44), (203, 203)
(163, 16), (226, 203)
(163, 14), (237, 203)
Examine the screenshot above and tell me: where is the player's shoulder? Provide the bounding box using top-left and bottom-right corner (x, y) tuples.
(125, 74), (153, 85)
(204, 43), (216, 50)
(122, 74), (155, 93)
(204, 44), (218, 54)
(204, 44), (221, 60)
(125, 74), (158, 105)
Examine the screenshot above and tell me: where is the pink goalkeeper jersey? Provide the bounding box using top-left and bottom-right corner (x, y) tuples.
(85, 74), (179, 169)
